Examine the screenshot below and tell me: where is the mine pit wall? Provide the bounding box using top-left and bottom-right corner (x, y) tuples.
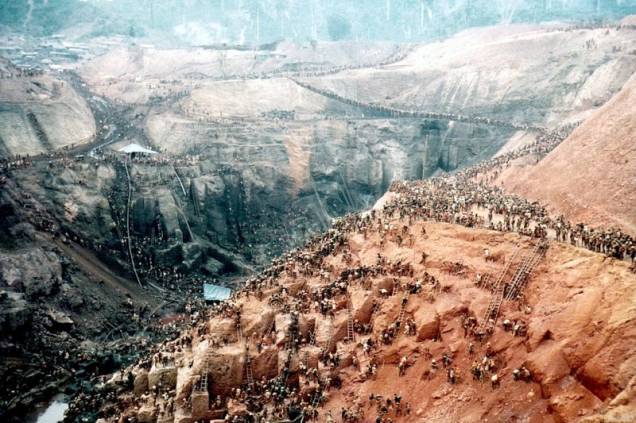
(142, 110), (517, 260)
(16, 117), (515, 282)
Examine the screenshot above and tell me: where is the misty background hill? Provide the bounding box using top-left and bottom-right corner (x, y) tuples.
(2, 0), (636, 45)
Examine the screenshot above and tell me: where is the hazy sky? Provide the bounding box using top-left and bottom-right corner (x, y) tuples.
(3, 0), (636, 44)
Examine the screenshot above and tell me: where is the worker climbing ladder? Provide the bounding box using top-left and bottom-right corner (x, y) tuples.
(278, 348), (294, 389)
(489, 246), (520, 293)
(301, 390), (323, 423)
(391, 279), (400, 296)
(311, 389), (322, 409)
(236, 320), (243, 343)
(479, 243), (547, 334)
(480, 273), (492, 290)
(397, 292), (408, 324)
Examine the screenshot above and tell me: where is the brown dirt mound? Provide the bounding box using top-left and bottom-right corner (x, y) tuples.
(103, 218), (636, 423)
(499, 73), (636, 235)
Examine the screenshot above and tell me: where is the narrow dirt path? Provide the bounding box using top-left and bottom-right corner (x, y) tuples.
(50, 236), (153, 303)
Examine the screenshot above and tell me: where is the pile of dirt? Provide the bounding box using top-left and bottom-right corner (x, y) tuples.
(89, 208), (636, 422)
(499, 73), (636, 236)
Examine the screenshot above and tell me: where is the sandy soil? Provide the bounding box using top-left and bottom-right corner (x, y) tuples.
(110, 216), (635, 423)
(499, 72), (636, 236)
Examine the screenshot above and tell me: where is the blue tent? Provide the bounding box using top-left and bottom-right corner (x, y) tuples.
(203, 283), (232, 302)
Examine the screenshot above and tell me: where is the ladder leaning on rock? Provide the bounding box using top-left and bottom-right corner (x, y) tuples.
(346, 296), (355, 343)
(479, 246), (521, 333)
(505, 243), (547, 301)
(397, 292), (409, 325)
(194, 360), (209, 392)
(244, 347), (254, 388)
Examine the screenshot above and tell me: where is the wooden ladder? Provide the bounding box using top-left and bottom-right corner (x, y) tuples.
(397, 292), (408, 324)
(346, 297), (355, 343)
(479, 246), (521, 333)
(505, 244), (546, 300)
(245, 350), (254, 388)
(195, 361), (209, 392)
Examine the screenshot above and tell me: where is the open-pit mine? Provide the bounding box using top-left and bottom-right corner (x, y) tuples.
(1, 1), (635, 423)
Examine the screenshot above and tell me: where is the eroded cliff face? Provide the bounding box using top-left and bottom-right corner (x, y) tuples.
(0, 60), (95, 156)
(6, 23), (636, 284)
(16, 115), (513, 283)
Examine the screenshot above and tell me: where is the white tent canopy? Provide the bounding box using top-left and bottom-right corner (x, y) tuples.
(118, 143), (158, 155)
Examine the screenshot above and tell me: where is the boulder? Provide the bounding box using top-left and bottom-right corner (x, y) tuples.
(241, 304), (275, 340)
(0, 290), (31, 333)
(137, 405), (156, 423)
(46, 308), (74, 329)
(207, 317), (238, 343)
(299, 314), (315, 341)
(331, 313), (349, 345)
(351, 291), (375, 324)
(173, 408), (193, 423)
(372, 277), (394, 297)
(251, 345), (279, 381)
(60, 282), (84, 310)
(226, 398), (248, 417)
(133, 369), (149, 396)
(576, 330), (636, 400)
(525, 341), (570, 384)
(578, 375), (636, 423)
(298, 345), (322, 370)
(0, 248), (62, 297)
(207, 344), (245, 396)
(203, 257), (224, 275)
(181, 242), (203, 271)
(546, 376), (602, 422)
(415, 307), (440, 341)
(191, 391), (210, 419)
(148, 366), (178, 391)
(274, 313), (292, 346)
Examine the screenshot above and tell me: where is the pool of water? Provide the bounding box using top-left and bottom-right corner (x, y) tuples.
(25, 394), (68, 423)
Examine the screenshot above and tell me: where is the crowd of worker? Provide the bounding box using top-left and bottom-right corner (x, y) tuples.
(387, 125), (635, 262)
(3, 46), (635, 422)
(69, 113), (636, 422)
(88, 191), (538, 422)
(291, 78), (540, 132)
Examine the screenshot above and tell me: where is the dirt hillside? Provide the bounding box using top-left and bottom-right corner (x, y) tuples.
(499, 73), (636, 236)
(85, 201), (636, 423)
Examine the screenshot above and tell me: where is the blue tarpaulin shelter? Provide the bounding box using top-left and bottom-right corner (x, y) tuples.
(203, 283), (232, 302)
